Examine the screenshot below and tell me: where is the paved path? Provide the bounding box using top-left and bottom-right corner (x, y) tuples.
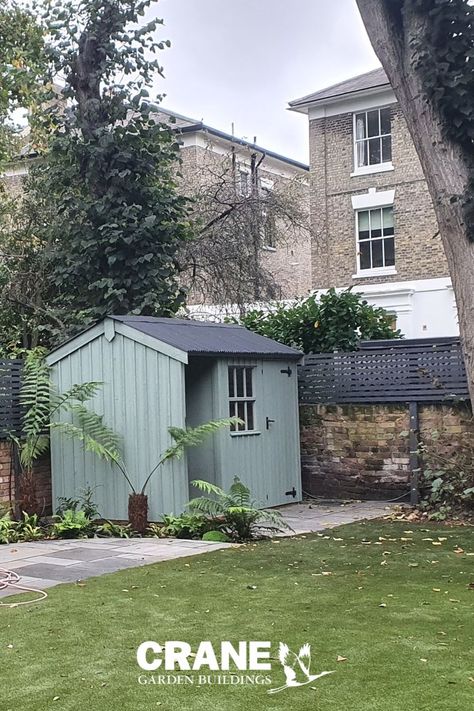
(0, 501), (390, 600)
(277, 500), (392, 535)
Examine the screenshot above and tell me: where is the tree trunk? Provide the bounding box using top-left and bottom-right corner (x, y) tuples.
(356, 0), (474, 403)
(128, 493), (148, 534)
(18, 469), (39, 516)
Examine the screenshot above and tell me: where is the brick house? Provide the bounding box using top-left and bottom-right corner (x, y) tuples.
(1, 110), (311, 307)
(289, 67), (458, 338)
(155, 108), (311, 306)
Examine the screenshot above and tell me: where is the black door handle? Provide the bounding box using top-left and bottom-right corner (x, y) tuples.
(266, 417), (275, 429)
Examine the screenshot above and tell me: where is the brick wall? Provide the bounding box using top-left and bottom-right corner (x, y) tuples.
(309, 105), (448, 289)
(300, 403), (472, 500)
(0, 441), (52, 514)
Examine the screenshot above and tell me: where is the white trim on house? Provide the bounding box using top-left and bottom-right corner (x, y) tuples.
(351, 277), (458, 338)
(351, 162), (394, 178)
(352, 107), (393, 176)
(351, 188), (395, 210)
(306, 87), (397, 120)
(179, 131), (308, 181)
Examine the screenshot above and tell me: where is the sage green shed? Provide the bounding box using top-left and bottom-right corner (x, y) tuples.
(46, 316), (302, 521)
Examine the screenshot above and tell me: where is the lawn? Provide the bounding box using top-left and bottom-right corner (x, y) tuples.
(2, 521), (473, 711)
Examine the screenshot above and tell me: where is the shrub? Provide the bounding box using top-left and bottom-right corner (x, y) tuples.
(419, 428), (474, 520)
(95, 521), (132, 538)
(151, 513), (212, 540)
(187, 477), (290, 542)
(238, 288), (401, 353)
(51, 510), (94, 539)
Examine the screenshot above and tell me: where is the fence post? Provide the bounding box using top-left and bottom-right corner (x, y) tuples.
(409, 401), (420, 505)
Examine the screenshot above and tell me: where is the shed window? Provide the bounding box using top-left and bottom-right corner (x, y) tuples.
(228, 366), (255, 433)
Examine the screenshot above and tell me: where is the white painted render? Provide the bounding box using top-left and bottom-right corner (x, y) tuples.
(352, 277), (459, 339)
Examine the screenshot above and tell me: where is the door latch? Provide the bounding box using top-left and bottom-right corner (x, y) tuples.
(285, 487), (297, 498)
(280, 367), (292, 377)
(266, 416), (275, 430)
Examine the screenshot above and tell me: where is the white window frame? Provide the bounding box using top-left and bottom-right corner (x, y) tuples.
(237, 165), (251, 197)
(228, 365), (258, 435)
(351, 106), (394, 177)
(353, 204), (396, 278)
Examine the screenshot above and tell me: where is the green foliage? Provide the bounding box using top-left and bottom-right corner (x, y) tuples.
(136, 418), (238, 495)
(187, 477), (290, 542)
(201, 530), (231, 543)
(152, 513), (213, 540)
(16, 511), (44, 541)
(23, 0), (192, 333)
(51, 509), (93, 539)
(407, 0), (474, 240)
(11, 349), (104, 473)
(96, 520), (132, 538)
(418, 428), (474, 520)
(238, 289), (401, 353)
(0, 512), (19, 543)
(56, 485), (100, 520)
(0, 511), (44, 542)
(0, 0), (47, 166)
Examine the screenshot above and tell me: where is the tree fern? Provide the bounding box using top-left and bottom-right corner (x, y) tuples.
(139, 418), (238, 494)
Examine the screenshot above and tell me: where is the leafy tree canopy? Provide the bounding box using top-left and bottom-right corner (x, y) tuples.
(238, 289), (401, 353)
(1, 0), (192, 347)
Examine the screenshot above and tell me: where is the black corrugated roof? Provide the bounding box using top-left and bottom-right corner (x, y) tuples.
(111, 315), (302, 360)
(289, 67), (389, 108)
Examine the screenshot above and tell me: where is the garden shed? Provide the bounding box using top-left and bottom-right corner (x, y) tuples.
(46, 316), (302, 521)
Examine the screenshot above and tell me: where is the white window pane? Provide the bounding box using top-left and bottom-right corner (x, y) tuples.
(355, 114), (366, 140)
(358, 211), (370, 232)
(370, 208), (382, 236)
(382, 206), (394, 230)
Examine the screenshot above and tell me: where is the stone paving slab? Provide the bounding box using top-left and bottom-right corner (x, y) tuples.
(0, 501), (391, 600)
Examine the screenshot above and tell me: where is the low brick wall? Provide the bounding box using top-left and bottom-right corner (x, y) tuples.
(0, 440), (52, 514)
(300, 403), (472, 500)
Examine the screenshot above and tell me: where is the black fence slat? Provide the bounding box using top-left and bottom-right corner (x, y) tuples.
(0, 359), (23, 438)
(298, 339), (470, 405)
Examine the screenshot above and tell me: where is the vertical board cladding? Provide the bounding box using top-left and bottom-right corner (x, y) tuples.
(214, 358), (302, 508)
(49, 331), (188, 521)
(300, 403), (472, 500)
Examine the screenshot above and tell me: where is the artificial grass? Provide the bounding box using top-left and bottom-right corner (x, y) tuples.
(1, 521), (473, 711)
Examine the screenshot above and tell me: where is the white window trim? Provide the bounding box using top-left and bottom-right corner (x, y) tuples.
(351, 162), (394, 178)
(352, 195), (396, 277)
(352, 107), (393, 175)
(351, 188), (395, 211)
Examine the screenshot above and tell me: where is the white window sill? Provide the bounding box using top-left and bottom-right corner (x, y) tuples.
(351, 162), (394, 178)
(230, 430), (261, 437)
(352, 267), (397, 279)
(262, 245), (277, 252)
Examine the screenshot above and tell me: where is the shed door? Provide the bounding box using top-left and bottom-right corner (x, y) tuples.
(260, 360), (302, 507)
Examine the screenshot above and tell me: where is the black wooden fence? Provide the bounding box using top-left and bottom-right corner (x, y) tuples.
(0, 359), (23, 438)
(298, 338), (469, 405)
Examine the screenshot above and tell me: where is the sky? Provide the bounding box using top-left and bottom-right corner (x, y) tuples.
(151, 0), (380, 163)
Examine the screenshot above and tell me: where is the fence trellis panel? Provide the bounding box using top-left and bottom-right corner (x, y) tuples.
(0, 359), (23, 438)
(298, 339), (469, 404)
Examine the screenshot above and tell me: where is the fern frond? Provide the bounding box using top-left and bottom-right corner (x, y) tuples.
(54, 403), (123, 462)
(186, 496), (226, 517)
(139, 418), (237, 494)
(190, 479), (226, 498)
(20, 350), (53, 440)
(19, 434), (50, 467)
(51, 381), (102, 414)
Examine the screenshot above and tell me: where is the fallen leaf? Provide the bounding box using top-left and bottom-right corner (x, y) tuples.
(337, 655), (347, 662)
(379, 603), (387, 608)
(432, 541), (442, 546)
(420, 658), (428, 663)
(432, 588), (441, 592)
